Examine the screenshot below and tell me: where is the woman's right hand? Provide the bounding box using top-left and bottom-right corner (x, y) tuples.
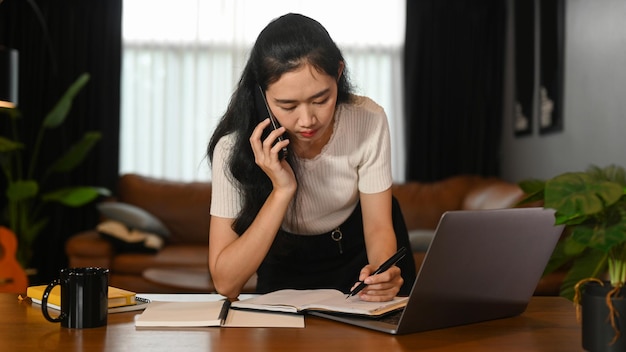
(250, 118), (296, 193)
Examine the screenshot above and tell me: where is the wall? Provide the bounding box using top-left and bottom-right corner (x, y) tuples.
(500, 0), (626, 182)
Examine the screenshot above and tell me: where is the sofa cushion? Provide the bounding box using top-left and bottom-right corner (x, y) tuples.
(116, 174), (212, 244)
(97, 202), (170, 237)
(392, 175), (524, 231)
(97, 220), (165, 253)
(462, 180), (524, 210)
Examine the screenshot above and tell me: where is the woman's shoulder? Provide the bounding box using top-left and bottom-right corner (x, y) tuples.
(337, 95), (388, 130)
(344, 95), (385, 115)
(216, 132), (236, 145)
(213, 133), (237, 157)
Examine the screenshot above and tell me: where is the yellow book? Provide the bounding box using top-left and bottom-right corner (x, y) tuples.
(27, 285), (137, 309)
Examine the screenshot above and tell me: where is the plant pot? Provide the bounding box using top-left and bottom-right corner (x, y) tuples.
(582, 281), (626, 352)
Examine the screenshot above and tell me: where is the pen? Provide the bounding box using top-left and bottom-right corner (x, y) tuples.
(346, 246), (408, 299)
(218, 299), (232, 325)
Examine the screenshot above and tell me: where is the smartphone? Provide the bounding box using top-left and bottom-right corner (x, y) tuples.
(254, 85), (287, 160)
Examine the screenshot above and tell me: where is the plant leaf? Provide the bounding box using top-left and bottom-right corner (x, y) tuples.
(518, 179), (545, 194)
(6, 180), (38, 202)
(41, 186), (111, 207)
(42, 73), (90, 129)
(588, 164), (626, 185)
(562, 233), (588, 256)
(515, 179), (545, 206)
(559, 248), (607, 300)
(515, 191), (545, 207)
(545, 172), (623, 219)
(0, 136), (23, 153)
(542, 239), (577, 276)
(573, 221), (626, 253)
(47, 131), (102, 174)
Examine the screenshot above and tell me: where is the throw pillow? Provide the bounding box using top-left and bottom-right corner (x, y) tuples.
(97, 220), (164, 253)
(97, 202), (170, 238)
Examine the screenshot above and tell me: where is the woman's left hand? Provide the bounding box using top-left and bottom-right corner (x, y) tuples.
(351, 265), (403, 302)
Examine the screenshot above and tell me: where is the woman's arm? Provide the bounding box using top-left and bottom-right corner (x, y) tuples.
(208, 187), (293, 298)
(208, 119), (295, 299)
(356, 188), (404, 301)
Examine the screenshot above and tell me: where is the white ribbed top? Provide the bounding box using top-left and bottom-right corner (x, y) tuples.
(210, 96), (392, 234)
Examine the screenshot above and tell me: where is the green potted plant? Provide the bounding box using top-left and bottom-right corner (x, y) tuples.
(518, 164), (626, 351)
(0, 73), (110, 270)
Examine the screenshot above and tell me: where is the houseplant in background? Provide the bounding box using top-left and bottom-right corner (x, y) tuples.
(0, 73), (110, 273)
(519, 164), (626, 351)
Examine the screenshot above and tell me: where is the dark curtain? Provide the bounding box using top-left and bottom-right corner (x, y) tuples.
(0, 0), (121, 283)
(403, 0), (506, 182)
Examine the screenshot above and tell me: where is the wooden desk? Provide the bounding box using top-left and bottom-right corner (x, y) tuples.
(1, 293), (582, 351)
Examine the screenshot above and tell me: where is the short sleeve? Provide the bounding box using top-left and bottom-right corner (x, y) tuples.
(356, 100), (393, 194)
(210, 135), (242, 218)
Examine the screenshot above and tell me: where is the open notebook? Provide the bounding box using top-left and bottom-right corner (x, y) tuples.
(310, 207), (563, 334)
(231, 289), (407, 316)
(134, 298), (304, 328)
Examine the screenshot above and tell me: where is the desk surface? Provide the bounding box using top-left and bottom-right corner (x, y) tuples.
(1, 293), (582, 352)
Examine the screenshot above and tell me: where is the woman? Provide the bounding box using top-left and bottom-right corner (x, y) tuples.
(207, 13), (415, 301)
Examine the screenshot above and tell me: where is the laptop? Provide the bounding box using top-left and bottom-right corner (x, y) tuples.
(310, 207), (563, 335)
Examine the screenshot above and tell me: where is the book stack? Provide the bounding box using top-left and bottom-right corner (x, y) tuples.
(26, 285), (150, 313)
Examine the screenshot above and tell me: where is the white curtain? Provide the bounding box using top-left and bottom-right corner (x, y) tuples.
(121, 0), (406, 182)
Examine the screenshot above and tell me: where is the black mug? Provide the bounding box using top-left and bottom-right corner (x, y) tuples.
(41, 267), (109, 328)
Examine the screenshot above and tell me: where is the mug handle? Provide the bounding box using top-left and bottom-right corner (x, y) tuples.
(41, 279), (65, 323)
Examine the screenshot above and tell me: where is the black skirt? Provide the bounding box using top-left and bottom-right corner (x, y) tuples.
(256, 197), (416, 295)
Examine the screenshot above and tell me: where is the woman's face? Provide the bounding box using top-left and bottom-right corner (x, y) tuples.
(265, 62), (342, 157)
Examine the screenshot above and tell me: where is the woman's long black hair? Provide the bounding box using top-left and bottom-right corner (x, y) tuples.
(208, 13), (354, 235)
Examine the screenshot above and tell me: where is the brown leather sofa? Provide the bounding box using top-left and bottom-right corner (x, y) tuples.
(65, 173), (563, 295)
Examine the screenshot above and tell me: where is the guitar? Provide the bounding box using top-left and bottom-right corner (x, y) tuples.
(0, 226), (28, 293)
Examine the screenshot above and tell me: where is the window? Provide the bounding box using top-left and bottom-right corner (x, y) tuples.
(121, 0), (406, 181)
